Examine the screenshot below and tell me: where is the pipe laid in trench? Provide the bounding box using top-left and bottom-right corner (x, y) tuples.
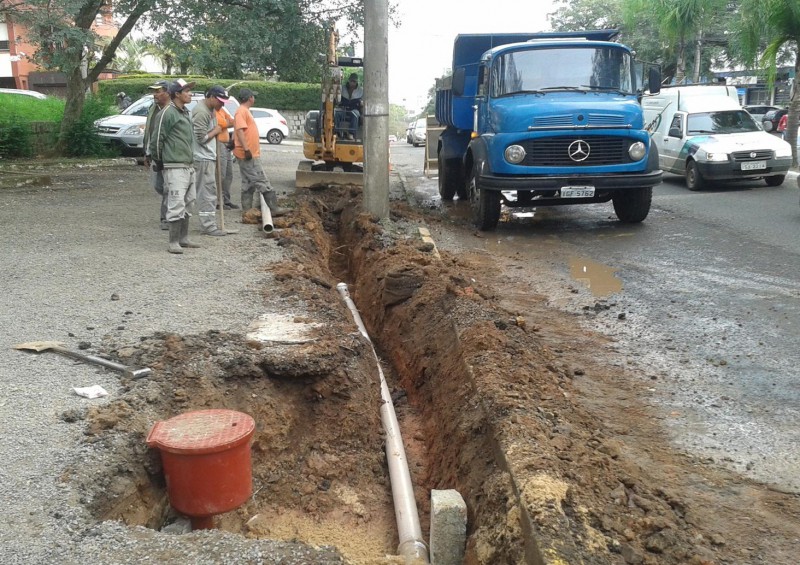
(336, 283), (429, 564)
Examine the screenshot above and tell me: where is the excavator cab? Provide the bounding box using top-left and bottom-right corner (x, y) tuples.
(297, 31), (365, 188)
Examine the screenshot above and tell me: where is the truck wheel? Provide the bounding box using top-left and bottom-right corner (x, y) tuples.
(612, 187), (652, 223)
(438, 155), (466, 201)
(765, 174), (785, 187)
(686, 160), (705, 191)
(468, 164), (501, 231)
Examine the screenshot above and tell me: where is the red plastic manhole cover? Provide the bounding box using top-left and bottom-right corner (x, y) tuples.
(146, 409), (255, 455)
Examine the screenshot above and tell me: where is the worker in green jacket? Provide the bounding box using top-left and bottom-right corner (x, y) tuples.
(149, 78), (201, 254)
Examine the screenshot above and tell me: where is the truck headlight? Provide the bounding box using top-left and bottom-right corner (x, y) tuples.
(628, 141), (646, 161)
(505, 145), (526, 164)
(705, 152), (729, 162)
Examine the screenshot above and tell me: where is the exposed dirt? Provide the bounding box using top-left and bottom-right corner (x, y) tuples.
(57, 173), (800, 564)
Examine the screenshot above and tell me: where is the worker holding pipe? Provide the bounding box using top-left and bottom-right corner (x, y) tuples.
(232, 88), (288, 216)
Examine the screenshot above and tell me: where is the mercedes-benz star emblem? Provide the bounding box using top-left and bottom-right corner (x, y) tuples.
(568, 140), (591, 162)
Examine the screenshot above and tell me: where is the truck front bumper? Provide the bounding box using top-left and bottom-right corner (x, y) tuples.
(477, 170), (663, 191)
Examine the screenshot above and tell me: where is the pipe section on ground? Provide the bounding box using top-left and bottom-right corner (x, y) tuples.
(258, 193), (274, 233)
(336, 283), (429, 564)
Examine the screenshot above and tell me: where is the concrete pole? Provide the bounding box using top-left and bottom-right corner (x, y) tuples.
(363, 0), (390, 220)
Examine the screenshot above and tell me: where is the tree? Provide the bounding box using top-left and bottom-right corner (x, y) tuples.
(733, 0), (800, 166)
(0, 0), (363, 154)
(115, 36), (157, 73)
(622, 0), (728, 84)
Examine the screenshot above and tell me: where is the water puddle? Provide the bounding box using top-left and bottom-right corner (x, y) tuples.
(569, 257), (622, 297)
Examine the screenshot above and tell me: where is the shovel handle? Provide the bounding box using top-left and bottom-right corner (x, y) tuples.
(52, 346), (151, 379)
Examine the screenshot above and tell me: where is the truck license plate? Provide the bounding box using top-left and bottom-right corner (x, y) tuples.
(741, 161), (766, 171)
(560, 186), (595, 198)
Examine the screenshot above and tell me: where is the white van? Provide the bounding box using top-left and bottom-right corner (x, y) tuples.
(642, 85), (792, 189)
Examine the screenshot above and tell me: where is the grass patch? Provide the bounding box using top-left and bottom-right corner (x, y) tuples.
(0, 93), (65, 122)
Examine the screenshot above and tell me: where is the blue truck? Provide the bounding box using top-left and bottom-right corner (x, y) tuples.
(435, 30), (662, 230)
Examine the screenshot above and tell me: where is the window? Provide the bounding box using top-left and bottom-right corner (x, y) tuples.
(0, 40), (9, 51)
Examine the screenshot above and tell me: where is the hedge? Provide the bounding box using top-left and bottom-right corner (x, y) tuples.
(97, 76), (321, 111)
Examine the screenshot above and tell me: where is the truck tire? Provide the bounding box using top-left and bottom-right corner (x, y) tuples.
(765, 174), (785, 187)
(438, 154), (466, 201)
(685, 160), (706, 191)
(612, 187), (652, 223)
(467, 163), (501, 231)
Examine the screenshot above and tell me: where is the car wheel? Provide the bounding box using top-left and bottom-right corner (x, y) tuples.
(612, 187), (652, 223)
(467, 162), (501, 231)
(267, 129), (284, 145)
(765, 174), (785, 187)
(685, 160), (705, 191)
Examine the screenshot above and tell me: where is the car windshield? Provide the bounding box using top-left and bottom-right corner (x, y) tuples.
(122, 96), (153, 117)
(491, 46), (633, 97)
(687, 110), (761, 135)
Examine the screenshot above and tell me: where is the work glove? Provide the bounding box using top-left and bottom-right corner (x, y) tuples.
(244, 150), (253, 161)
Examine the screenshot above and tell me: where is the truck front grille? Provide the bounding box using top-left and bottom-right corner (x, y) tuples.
(520, 136), (628, 166)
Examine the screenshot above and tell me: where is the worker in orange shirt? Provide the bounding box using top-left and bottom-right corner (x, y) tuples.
(215, 104), (239, 209)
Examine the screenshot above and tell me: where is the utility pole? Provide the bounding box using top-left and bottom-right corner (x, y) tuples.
(363, 0), (389, 220)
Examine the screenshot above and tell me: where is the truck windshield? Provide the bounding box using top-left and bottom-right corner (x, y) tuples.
(491, 46), (633, 97)
(687, 111), (761, 135)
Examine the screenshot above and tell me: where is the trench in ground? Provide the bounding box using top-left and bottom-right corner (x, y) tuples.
(69, 185), (529, 563)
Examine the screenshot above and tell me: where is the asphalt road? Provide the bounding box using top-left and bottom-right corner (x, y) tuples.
(392, 141), (800, 493)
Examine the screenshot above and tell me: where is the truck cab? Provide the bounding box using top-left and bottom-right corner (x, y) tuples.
(436, 30), (662, 230)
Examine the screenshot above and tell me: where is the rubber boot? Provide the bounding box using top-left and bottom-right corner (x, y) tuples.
(241, 192), (254, 212)
(167, 221), (183, 254)
(264, 191), (289, 217)
(179, 217), (201, 249)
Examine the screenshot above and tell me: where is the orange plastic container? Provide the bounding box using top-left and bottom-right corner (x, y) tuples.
(146, 409), (256, 529)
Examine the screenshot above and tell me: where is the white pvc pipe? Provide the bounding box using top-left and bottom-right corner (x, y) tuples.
(258, 193), (275, 233)
(336, 283), (429, 563)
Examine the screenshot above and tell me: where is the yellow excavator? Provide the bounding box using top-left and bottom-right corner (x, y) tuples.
(296, 30), (364, 188)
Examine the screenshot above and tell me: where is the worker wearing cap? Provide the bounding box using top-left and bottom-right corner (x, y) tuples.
(192, 85), (227, 237)
(149, 78), (201, 254)
(143, 79), (171, 230)
(214, 103), (238, 210)
(233, 88), (288, 215)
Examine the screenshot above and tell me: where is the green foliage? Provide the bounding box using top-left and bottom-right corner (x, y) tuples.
(96, 77), (321, 111)
(61, 95), (117, 158)
(0, 94), (64, 159)
(0, 121), (33, 159)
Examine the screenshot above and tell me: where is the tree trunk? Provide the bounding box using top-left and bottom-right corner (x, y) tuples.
(788, 49), (800, 168)
(692, 32), (703, 84)
(58, 67), (89, 154)
(675, 35), (687, 84)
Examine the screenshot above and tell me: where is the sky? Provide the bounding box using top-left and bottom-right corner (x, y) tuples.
(381, 0), (559, 112)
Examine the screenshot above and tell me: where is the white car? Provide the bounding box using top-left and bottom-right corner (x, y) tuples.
(94, 94), (240, 157)
(0, 88), (48, 99)
(249, 107), (289, 144)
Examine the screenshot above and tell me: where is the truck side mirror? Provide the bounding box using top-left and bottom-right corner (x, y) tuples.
(452, 67), (466, 97)
(648, 67), (661, 95)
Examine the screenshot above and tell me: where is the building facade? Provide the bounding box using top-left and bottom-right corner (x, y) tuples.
(1, 3), (118, 94)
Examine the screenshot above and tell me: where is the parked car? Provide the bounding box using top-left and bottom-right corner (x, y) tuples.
(388, 135), (397, 143)
(761, 108), (788, 133)
(0, 88), (48, 99)
(410, 118), (426, 147)
(249, 107), (289, 144)
(94, 93), (240, 157)
(743, 104), (779, 124)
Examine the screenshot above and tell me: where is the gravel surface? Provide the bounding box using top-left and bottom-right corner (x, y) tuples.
(0, 151), (347, 563)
